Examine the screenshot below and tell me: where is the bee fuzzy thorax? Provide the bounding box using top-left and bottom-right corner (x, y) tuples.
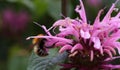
(33, 45), (38, 54)
(32, 34), (48, 56)
(32, 34), (44, 44)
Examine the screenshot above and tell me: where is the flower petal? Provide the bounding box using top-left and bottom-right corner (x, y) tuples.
(58, 26), (80, 40)
(103, 64), (120, 69)
(71, 43), (83, 53)
(92, 37), (101, 49)
(93, 9), (103, 25)
(90, 50), (94, 61)
(80, 29), (91, 39)
(102, 0), (119, 23)
(75, 0), (87, 23)
(59, 45), (72, 53)
(104, 46), (116, 55)
(55, 41), (66, 47)
(104, 49), (113, 58)
(26, 36), (73, 44)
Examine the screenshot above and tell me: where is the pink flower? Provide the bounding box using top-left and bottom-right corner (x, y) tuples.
(86, 0), (102, 7)
(2, 8), (30, 33)
(27, 0), (120, 69)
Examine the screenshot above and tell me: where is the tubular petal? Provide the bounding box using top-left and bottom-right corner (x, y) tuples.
(41, 25), (52, 36)
(104, 49), (113, 58)
(90, 50), (94, 61)
(116, 46), (120, 55)
(116, 12), (120, 18)
(102, 2), (115, 22)
(92, 37), (101, 49)
(94, 9), (104, 25)
(75, 0), (87, 23)
(55, 42), (66, 47)
(103, 64), (120, 69)
(104, 56), (120, 61)
(80, 29), (91, 39)
(71, 43), (83, 53)
(59, 45), (72, 53)
(100, 47), (104, 55)
(26, 36), (73, 44)
(105, 46), (116, 55)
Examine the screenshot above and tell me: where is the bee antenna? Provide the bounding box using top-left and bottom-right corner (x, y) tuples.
(33, 21), (52, 36)
(60, 13), (66, 19)
(115, 0), (120, 5)
(33, 21), (42, 27)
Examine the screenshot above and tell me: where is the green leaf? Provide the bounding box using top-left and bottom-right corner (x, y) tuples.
(6, 0), (48, 17)
(47, 0), (73, 20)
(8, 45), (29, 70)
(21, 0), (34, 11)
(6, 0), (18, 2)
(47, 0), (61, 20)
(8, 55), (28, 70)
(27, 48), (68, 70)
(32, 0), (48, 17)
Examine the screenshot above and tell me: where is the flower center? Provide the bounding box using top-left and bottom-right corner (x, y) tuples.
(69, 51), (109, 68)
(68, 38), (109, 67)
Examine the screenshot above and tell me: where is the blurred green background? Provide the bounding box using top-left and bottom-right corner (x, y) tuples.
(0, 0), (118, 70)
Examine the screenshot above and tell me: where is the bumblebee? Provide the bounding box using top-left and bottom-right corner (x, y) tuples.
(32, 34), (48, 56)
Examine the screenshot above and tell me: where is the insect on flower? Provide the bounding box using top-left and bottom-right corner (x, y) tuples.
(32, 34), (59, 56)
(32, 34), (48, 56)
(27, 0), (120, 69)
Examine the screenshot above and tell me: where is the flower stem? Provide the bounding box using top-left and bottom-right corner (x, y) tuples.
(61, 0), (68, 18)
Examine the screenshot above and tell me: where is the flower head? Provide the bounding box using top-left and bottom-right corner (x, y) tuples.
(27, 0), (120, 69)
